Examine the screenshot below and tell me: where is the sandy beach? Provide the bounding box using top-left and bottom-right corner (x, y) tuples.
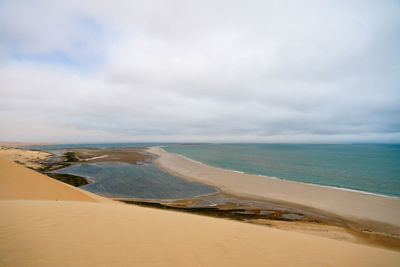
(1, 155), (400, 266)
(148, 146), (400, 235)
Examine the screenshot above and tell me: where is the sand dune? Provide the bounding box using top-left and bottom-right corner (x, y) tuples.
(0, 158), (108, 202)
(148, 146), (400, 234)
(1, 157), (400, 266)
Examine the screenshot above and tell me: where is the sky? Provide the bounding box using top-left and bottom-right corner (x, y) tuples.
(0, 0), (399, 143)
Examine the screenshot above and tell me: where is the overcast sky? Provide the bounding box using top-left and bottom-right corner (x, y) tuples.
(0, 0), (399, 143)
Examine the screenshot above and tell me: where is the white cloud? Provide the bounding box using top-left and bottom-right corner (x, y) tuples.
(0, 0), (399, 142)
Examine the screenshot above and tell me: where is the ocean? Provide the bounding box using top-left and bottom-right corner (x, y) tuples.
(164, 144), (400, 198)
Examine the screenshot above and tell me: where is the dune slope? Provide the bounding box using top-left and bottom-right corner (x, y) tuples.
(0, 158), (105, 202)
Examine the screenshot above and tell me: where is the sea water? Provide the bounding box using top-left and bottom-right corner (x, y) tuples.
(164, 144), (400, 198)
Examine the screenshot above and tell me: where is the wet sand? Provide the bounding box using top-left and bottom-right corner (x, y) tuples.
(67, 148), (151, 164)
(148, 146), (400, 236)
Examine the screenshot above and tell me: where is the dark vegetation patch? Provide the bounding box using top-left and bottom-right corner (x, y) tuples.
(120, 200), (302, 223)
(64, 152), (80, 162)
(46, 173), (89, 187)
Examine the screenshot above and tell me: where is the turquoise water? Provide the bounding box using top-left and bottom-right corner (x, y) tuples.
(164, 144), (400, 198)
(51, 162), (217, 199)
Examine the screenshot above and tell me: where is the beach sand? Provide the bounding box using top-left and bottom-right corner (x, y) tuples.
(1, 157), (400, 266)
(148, 146), (400, 235)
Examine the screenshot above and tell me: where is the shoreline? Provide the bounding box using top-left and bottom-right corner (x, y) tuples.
(178, 149), (400, 200)
(148, 146), (400, 235)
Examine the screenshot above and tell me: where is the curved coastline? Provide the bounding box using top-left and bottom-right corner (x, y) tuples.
(148, 146), (400, 234)
(164, 145), (400, 199)
(177, 151), (400, 199)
